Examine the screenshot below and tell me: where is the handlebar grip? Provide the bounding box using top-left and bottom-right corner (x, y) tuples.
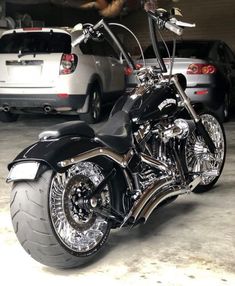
(165, 21), (183, 36)
(71, 33), (86, 48)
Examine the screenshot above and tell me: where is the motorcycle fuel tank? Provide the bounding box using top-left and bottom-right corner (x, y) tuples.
(111, 84), (178, 123)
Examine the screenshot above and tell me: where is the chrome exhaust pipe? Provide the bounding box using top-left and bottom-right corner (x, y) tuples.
(44, 105), (52, 113)
(140, 153), (170, 173)
(139, 187), (183, 223)
(120, 176), (202, 227)
(139, 176), (201, 223)
(120, 178), (174, 226)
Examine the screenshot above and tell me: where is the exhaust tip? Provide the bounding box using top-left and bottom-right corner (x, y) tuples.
(44, 105), (52, 113)
(3, 105), (10, 112)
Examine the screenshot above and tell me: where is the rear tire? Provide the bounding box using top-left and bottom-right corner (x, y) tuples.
(10, 162), (112, 268)
(80, 84), (102, 124)
(0, 111), (19, 122)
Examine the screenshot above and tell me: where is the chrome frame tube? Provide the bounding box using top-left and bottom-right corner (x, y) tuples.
(58, 148), (133, 168)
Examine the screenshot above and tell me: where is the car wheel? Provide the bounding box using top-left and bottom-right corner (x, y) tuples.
(223, 93), (230, 122)
(0, 111), (19, 122)
(216, 93), (230, 123)
(80, 84), (102, 124)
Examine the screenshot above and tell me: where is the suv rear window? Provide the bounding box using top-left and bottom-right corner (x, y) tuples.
(0, 32), (71, 54)
(144, 41), (213, 59)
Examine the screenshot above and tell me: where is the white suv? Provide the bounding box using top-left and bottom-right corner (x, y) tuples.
(0, 27), (125, 123)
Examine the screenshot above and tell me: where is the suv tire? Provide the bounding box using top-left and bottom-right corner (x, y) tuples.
(80, 84), (102, 124)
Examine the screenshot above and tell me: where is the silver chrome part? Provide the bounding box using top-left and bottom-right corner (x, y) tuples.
(3, 105), (10, 112)
(58, 148), (133, 168)
(171, 75), (200, 123)
(49, 161), (110, 253)
(120, 174), (202, 227)
(174, 119), (190, 139)
(185, 114), (225, 185)
(124, 178), (174, 223)
(140, 153), (170, 174)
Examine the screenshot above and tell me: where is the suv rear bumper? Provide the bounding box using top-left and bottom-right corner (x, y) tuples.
(0, 93), (89, 114)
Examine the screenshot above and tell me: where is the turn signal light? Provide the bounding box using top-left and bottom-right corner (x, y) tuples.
(187, 64), (216, 75)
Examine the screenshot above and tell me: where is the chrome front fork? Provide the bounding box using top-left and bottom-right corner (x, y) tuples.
(171, 75), (216, 153)
(171, 75), (200, 122)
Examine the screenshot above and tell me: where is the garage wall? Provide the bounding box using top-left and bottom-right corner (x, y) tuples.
(121, 0), (235, 54)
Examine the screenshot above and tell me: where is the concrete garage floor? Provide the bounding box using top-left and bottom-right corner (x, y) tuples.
(0, 114), (235, 286)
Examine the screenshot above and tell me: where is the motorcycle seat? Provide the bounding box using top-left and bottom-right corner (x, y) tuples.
(38, 121), (95, 140)
(96, 111), (133, 154)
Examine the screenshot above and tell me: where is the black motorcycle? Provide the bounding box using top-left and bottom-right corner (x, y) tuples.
(7, 6), (226, 268)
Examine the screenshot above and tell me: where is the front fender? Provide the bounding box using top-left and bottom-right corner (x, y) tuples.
(8, 136), (105, 173)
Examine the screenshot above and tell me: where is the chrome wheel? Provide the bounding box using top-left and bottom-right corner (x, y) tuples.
(185, 113), (225, 186)
(49, 162), (111, 254)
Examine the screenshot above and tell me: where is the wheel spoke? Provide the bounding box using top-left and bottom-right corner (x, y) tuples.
(49, 162), (110, 254)
(185, 114), (225, 185)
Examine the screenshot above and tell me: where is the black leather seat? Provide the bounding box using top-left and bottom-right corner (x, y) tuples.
(96, 111), (132, 154)
(39, 121), (95, 140)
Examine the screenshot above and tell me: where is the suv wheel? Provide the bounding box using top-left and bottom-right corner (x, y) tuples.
(0, 111), (19, 122)
(223, 93), (230, 122)
(80, 84), (102, 124)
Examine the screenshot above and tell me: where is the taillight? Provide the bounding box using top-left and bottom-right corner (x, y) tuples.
(194, 89), (209, 95)
(60, 54), (78, 75)
(187, 63), (217, 75)
(124, 63), (143, 76)
(124, 67), (133, 76)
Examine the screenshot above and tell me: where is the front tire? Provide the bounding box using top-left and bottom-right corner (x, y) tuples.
(10, 162), (111, 268)
(183, 112), (226, 193)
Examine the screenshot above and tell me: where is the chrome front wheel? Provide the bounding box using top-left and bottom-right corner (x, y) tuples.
(184, 113), (226, 193)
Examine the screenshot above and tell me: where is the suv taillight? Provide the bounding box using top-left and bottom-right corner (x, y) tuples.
(124, 63), (143, 76)
(187, 63), (217, 75)
(60, 54), (78, 75)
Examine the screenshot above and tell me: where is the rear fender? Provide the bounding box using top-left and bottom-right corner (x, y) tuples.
(7, 136), (128, 218)
(7, 136), (110, 174)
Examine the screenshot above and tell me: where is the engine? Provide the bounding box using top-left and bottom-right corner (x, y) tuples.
(135, 118), (193, 191)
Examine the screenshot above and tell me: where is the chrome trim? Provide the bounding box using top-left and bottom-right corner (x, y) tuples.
(171, 75), (200, 123)
(139, 188), (183, 222)
(120, 175), (201, 227)
(138, 176), (201, 223)
(130, 178), (173, 220)
(120, 178), (173, 226)
(140, 153), (170, 173)
(58, 148), (133, 168)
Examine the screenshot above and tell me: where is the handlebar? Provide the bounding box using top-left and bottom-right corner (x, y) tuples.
(72, 19), (136, 70)
(147, 9), (195, 36)
(70, 6), (195, 73)
(165, 20), (183, 36)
